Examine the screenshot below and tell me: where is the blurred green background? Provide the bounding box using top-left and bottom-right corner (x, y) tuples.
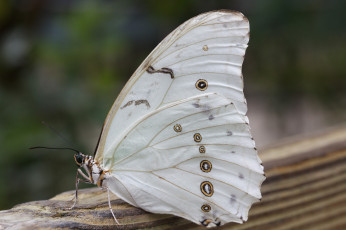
(0, 0), (345, 210)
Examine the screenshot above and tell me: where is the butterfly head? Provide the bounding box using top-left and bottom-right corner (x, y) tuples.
(73, 152), (86, 167)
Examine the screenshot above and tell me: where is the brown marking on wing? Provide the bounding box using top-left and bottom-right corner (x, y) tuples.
(120, 100), (134, 109)
(160, 67), (174, 79)
(146, 65), (174, 79)
(146, 66), (155, 74)
(121, 100), (150, 110)
(135, 99), (151, 108)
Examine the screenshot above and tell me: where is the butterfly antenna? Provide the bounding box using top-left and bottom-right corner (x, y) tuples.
(41, 121), (77, 147)
(29, 146), (80, 154)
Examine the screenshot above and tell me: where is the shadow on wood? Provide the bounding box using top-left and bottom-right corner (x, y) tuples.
(1, 125), (346, 229)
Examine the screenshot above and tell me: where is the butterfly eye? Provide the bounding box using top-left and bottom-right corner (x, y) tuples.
(200, 160), (212, 173)
(173, 124), (182, 132)
(194, 133), (202, 142)
(74, 154), (84, 165)
(195, 79), (208, 91)
(201, 204), (211, 212)
(200, 181), (214, 197)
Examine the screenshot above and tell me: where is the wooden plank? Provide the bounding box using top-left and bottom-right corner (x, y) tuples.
(1, 125), (346, 229)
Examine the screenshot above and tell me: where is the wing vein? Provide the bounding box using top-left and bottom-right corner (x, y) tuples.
(161, 54), (242, 69)
(152, 36), (247, 66)
(150, 122), (250, 148)
(147, 103), (239, 146)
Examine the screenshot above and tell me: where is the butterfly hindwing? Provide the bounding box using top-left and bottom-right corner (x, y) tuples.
(102, 94), (264, 225)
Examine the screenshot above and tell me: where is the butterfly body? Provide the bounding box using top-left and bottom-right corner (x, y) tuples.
(72, 10), (265, 227)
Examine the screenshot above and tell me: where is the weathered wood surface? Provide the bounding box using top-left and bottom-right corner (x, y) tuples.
(1, 126), (346, 230)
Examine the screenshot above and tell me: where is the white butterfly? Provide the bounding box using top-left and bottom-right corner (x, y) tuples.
(71, 10), (265, 227)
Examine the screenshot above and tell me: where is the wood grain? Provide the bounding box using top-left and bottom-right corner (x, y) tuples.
(1, 126), (346, 229)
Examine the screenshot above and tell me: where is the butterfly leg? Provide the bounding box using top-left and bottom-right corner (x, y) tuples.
(69, 168), (90, 209)
(107, 187), (119, 224)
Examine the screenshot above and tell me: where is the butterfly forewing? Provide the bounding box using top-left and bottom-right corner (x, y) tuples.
(95, 10), (249, 162)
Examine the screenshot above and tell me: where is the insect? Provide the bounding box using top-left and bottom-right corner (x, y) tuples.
(69, 10), (265, 227)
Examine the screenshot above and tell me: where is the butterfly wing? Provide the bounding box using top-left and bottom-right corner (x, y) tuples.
(95, 10), (265, 226)
(95, 10), (249, 162)
(105, 94), (264, 225)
